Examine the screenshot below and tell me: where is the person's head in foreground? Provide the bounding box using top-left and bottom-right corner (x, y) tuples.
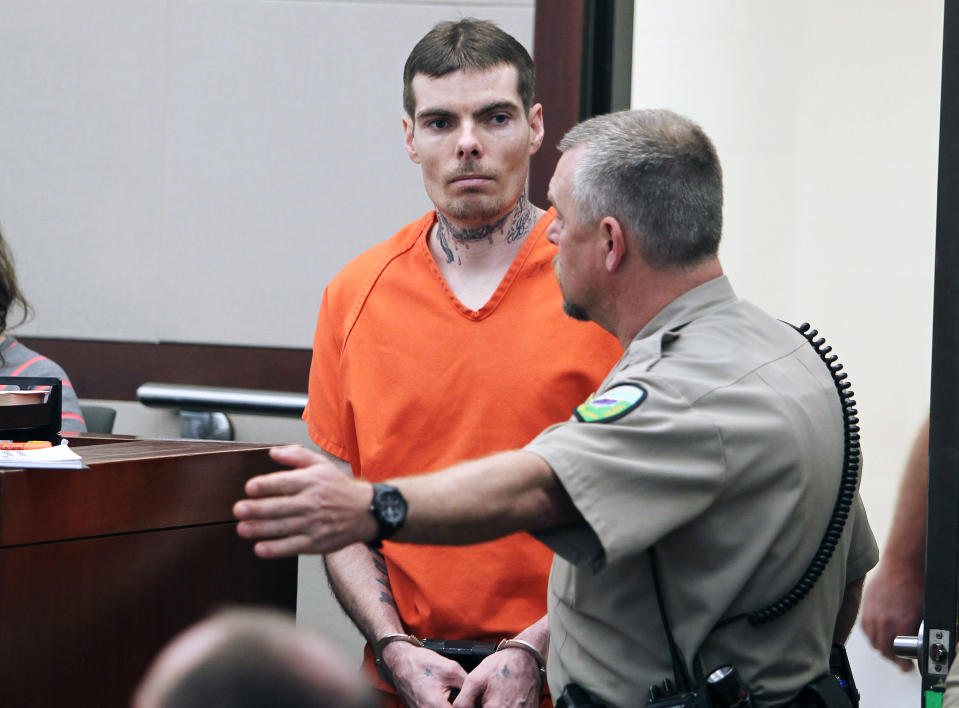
(133, 607), (376, 708)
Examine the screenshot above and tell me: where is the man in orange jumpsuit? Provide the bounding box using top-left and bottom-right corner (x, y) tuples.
(237, 18), (619, 707)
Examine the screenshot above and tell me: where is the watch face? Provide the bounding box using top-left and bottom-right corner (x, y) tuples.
(373, 484), (408, 534)
(379, 492), (406, 524)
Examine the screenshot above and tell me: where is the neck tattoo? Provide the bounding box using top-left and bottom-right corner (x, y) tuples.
(436, 195), (535, 265)
(505, 194), (534, 244)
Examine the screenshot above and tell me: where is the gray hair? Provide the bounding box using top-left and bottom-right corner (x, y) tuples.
(558, 109), (723, 269)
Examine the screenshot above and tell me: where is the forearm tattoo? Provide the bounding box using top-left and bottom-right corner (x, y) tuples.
(436, 194), (536, 264)
(372, 549), (398, 610)
(379, 591), (398, 610)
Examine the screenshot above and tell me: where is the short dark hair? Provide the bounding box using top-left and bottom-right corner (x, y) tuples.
(161, 644), (336, 708)
(403, 18), (535, 118)
(559, 109), (724, 269)
(144, 609), (376, 708)
(0, 223), (32, 336)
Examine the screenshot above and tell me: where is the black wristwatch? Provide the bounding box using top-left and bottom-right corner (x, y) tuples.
(369, 483), (408, 548)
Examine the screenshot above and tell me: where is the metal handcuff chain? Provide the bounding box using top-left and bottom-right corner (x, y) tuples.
(717, 322), (862, 629)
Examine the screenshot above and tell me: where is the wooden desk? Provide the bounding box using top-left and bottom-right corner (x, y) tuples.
(0, 436), (297, 707)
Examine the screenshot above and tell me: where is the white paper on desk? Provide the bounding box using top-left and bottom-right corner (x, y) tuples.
(0, 443), (86, 469)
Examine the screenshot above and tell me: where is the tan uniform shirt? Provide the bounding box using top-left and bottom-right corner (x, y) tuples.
(526, 276), (878, 707)
(944, 659), (959, 707)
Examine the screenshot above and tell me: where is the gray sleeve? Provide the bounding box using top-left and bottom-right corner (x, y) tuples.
(845, 494), (879, 582)
(11, 356), (86, 433)
(58, 377), (87, 433)
(533, 517), (605, 572)
(944, 659), (959, 708)
(525, 378), (726, 571)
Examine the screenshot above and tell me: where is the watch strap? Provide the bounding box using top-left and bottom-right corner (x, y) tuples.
(369, 483), (406, 548)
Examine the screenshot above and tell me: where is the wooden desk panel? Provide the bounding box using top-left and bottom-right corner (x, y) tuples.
(0, 439), (272, 545)
(0, 437), (296, 708)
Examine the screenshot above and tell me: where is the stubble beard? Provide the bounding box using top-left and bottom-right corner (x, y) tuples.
(445, 194), (507, 225)
(442, 160), (510, 226)
(562, 300), (592, 322)
(553, 258), (592, 322)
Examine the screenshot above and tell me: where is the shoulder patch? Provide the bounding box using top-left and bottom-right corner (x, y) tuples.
(574, 384), (647, 423)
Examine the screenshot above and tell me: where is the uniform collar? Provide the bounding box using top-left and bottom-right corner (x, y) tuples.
(632, 275), (737, 345)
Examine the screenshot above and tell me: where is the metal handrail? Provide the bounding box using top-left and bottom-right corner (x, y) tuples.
(136, 382), (307, 418)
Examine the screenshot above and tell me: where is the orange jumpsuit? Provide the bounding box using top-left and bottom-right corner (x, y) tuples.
(304, 209), (621, 705)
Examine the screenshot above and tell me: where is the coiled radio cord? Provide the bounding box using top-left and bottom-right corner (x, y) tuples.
(717, 322), (861, 628)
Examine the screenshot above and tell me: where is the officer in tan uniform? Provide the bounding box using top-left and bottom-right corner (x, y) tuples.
(524, 273), (878, 705)
(944, 658), (959, 707)
(235, 109), (879, 707)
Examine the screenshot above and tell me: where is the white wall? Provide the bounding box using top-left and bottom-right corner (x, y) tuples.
(0, 0), (534, 349)
(631, 2), (943, 705)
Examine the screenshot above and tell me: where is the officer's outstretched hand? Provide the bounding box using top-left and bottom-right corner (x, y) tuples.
(453, 646), (543, 708)
(384, 642), (468, 708)
(234, 445), (375, 557)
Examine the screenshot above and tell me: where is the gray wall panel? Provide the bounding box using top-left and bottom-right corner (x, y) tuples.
(0, 1), (534, 348)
